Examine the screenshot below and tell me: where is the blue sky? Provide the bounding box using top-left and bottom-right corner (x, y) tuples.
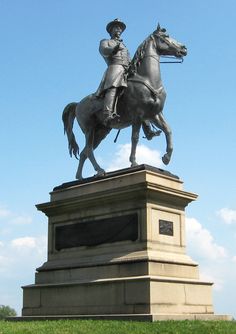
(0, 0), (236, 317)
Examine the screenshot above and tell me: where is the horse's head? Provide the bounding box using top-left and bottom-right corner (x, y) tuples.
(129, 24), (187, 76)
(152, 24), (187, 59)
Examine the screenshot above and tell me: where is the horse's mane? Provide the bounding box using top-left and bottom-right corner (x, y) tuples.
(129, 34), (153, 76)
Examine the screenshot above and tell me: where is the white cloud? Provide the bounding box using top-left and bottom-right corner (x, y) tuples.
(106, 143), (163, 171)
(0, 233), (47, 314)
(217, 208), (236, 224)
(232, 256), (236, 263)
(11, 236), (47, 255)
(186, 217), (233, 293)
(186, 217), (227, 260)
(11, 236), (36, 249)
(199, 271), (223, 291)
(0, 234), (47, 277)
(0, 241), (4, 247)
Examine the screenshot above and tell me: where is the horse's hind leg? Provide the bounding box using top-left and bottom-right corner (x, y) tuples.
(153, 112), (173, 165)
(76, 148), (87, 180)
(88, 127), (111, 177)
(88, 150), (106, 177)
(76, 144), (105, 180)
(75, 130), (94, 180)
(76, 128), (108, 179)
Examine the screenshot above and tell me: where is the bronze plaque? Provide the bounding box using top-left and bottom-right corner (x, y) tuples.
(159, 220), (174, 236)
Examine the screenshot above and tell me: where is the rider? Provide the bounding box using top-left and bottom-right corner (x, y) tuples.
(96, 19), (160, 140)
(96, 18), (130, 123)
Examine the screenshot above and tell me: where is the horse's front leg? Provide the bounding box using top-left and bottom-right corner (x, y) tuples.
(153, 112), (173, 165)
(130, 121), (141, 167)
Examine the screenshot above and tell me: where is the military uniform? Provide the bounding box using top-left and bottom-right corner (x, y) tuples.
(96, 38), (131, 97)
(95, 19), (131, 122)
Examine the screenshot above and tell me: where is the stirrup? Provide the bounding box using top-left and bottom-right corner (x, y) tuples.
(110, 111), (120, 119)
(104, 110), (119, 124)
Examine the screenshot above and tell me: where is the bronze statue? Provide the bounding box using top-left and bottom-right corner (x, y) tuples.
(63, 23), (187, 180)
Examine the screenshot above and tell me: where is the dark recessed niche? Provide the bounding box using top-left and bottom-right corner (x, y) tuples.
(55, 213), (138, 250)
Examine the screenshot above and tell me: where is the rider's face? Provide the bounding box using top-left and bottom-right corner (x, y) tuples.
(110, 25), (122, 39)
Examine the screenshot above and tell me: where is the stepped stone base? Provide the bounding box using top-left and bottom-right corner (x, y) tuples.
(21, 165), (231, 320)
(11, 314), (233, 322)
(23, 275), (214, 316)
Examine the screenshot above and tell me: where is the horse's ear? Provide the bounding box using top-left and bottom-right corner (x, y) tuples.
(157, 23), (161, 31)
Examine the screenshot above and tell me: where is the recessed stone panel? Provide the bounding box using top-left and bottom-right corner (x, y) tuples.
(55, 213), (138, 250)
(151, 208), (182, 246)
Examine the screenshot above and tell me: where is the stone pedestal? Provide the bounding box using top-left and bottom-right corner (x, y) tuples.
(22, 165), (222, 320)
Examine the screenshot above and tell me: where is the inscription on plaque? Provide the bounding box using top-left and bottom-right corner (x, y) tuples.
(55, 213), (138, 250)
(159, 220), (174, 236)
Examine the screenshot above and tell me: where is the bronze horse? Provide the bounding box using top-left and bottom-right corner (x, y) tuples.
(63, 25), (187, 180)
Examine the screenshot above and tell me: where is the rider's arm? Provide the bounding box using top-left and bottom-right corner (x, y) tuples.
(99, 39), (120, 57)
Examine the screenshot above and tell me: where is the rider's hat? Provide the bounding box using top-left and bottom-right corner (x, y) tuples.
(106, 18), (126, 34)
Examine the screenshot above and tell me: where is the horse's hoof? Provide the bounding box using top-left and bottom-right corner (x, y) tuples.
(95, 169), (106, 177)
(162, 154), (170, 165)
(130, 162), (138, 167)
(145, 130), (162, 140)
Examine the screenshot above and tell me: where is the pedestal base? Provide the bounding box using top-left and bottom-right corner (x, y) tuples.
(23, 275), (213, 316)
(22, 165), (228, 319)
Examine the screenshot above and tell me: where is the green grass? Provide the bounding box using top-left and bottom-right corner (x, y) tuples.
(0, 320), (236, 334)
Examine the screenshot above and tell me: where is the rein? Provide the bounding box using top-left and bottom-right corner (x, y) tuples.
(160, 56), (184, 64)
(145, 54), (183, 64)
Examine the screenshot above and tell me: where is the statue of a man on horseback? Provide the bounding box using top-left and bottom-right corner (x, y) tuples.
(63, 22), (187, 180)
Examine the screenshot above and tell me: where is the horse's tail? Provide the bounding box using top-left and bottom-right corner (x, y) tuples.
(62, 102), (79, 159)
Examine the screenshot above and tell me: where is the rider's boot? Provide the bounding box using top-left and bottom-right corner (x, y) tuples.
(103, 108), (114, 124)
(142, 120), (162, 140)
(103, 87), (119, 124)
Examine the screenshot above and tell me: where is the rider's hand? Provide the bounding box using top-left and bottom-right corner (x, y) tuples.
(112, 41), (121, 54)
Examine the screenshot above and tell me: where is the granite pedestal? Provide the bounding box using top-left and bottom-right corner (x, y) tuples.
(22, 165), (230, 320)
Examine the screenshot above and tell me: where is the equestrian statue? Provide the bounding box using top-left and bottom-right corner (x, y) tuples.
(63, 19), (187, 180)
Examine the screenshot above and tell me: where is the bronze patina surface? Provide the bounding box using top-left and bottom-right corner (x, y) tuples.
(63, 22), (187, 180)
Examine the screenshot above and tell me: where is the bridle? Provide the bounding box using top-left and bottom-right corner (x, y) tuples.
(150, 33), (184, 64)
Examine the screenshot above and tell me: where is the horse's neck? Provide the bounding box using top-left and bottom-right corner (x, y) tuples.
(137, 41), (162, 89)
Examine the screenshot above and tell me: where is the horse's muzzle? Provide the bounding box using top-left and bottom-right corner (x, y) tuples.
(180, 46), (187, 56)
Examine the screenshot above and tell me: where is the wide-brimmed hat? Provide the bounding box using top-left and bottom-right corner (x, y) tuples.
(106, 18), (126, 34)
